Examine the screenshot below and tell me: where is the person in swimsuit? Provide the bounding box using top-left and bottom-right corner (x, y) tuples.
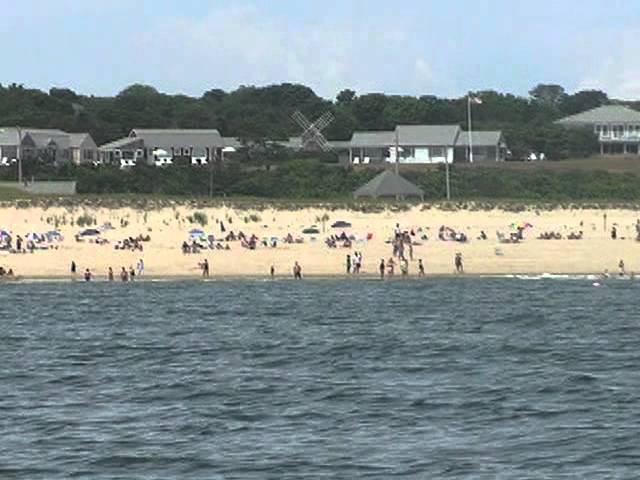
(379, 259), (385, 279)
(120, 267), (129, 281)
(418, 259), (425, 276)
(108, 267), (114, 281)
(293, 261), (302, 279)
(84, 269), (92, 281)
(455, 253), (464, 273)
(202, 259), (209, 278)
(346, 254), (351, 274)
(270, 265), (275, 278)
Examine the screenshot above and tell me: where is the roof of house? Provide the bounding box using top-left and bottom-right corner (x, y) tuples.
(353, 170), (424, 199)
(222, 137), (243, 149)
(350, 131), (395, 148)
(27, 131), (70, 150)
(68, 133), (95, 148)
(556, 105), (640, 125)
(99, 137), (144, 150)
(455, 131), (504, 147)
(395, 125), (461, 145)
(129, 129), (223, 148)
(0, 127), (67, 145)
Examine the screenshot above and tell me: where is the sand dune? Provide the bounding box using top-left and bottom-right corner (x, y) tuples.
(0, 204), (638, 279)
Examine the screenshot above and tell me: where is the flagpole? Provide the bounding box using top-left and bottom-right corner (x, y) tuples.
(394, 129), (399, 176)
(467, 95), (474, 163)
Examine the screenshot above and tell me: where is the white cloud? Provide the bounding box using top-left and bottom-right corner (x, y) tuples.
(131, 4), (440, 98)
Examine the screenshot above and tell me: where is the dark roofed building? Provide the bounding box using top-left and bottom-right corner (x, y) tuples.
(353, 170), (424, 200)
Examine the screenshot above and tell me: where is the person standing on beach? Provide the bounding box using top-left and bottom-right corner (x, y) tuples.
(120, 267), (128, 281)
(71, 261), (77, 277)
(108, 267), (114, 281)
(84, 269), (92, 282)
(379, 259), (385, 279)
(129, 266), (136, 281)
(202, 259), (210, 278)
(137, 259), (144, 277)
(619, 259), (625, 277)
(293, 261), (302, 280)
(270, 265), (275, 278)
(346, 254), (352, 274)
(418, 259), (425, 276)
(455, 253), (464, 273)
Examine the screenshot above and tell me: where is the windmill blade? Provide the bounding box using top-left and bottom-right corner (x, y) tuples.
(314, 112), (335, 132)
(292, 111), (313, 131)
(315, 133), (333, 152)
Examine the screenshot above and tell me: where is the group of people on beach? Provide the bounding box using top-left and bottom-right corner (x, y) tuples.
(0, 266), (15, 278)
(71, 259), (144, 282)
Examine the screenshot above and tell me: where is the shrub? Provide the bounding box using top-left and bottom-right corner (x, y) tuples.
(188, 211), (208, 226)
(76, 213), (95, 227)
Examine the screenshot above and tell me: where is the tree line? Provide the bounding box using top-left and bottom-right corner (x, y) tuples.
(0, 81), (616, 160)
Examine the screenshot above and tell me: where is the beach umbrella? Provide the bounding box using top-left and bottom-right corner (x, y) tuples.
(189, 229), (205, 235)
(80, 228), (101, 237)
(302, 227), (320, 235)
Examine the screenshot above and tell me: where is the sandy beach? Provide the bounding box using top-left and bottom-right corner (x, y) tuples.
(0, 204), (638, 280)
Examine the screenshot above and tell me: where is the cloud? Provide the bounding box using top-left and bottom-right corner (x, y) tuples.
(131, 4), (440, 98)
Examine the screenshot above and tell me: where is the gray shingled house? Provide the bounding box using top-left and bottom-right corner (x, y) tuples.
(0, 127), (98, 166)
(555, 105), (640, 155)
(346, 124), (506, 165)
(99, 129), (226, 167)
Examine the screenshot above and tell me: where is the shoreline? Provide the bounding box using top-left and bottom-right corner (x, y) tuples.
(0, 272), (617, 283)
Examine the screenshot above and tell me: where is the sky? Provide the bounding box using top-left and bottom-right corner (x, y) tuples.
(2, 0), (640, 100)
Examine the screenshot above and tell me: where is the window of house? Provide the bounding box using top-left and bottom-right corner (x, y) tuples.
(601, 125), (609, 136)
(84, 150), (94, 160)
(430, 147), (445, 158)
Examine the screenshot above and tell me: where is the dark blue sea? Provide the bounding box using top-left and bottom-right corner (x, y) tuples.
(1, 278), (639, 479)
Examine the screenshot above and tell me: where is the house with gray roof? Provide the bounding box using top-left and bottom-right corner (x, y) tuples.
(99, 129), (225, 167)
(0, 127), (98, 166)
(346, 124), (506, 165)
(555, 105), (640, 155)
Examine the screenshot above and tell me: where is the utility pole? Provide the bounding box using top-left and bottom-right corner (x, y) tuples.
(445, 156), (451, 200)
(209, 147), (215, 198)
(467, 95), (474, 164)
(16, 126), (22, 184)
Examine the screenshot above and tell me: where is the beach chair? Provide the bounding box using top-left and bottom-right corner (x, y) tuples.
(363, 157), (370, 164)
(353, 157), (360, 165)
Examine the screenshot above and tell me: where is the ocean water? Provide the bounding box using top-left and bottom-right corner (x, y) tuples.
(1, 278), (639, 479)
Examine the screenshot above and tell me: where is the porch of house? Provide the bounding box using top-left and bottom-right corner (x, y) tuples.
(600, 142), (640, 155)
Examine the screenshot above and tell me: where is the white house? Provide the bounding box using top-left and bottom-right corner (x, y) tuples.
(555, 104), (640, 155)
